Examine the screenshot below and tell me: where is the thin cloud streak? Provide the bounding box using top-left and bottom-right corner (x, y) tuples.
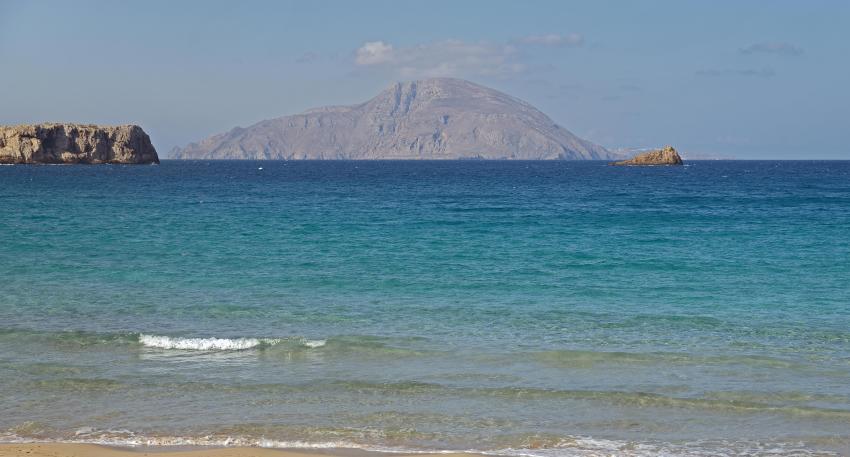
(696, 67), (776, 78)
(517, 33), (584, 46)
(739, 42), (804, 56)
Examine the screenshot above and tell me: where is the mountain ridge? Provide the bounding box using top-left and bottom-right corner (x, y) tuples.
(171, 78), (610, 160)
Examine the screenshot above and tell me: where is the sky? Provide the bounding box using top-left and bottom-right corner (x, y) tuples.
(1, 0), (848, 159)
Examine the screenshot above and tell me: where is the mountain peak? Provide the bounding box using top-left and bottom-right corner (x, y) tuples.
(375, 78), (529, 106)
(383, 77), (483, 91)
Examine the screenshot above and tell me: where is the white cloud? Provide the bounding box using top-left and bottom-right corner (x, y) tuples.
(354, 39), (524, 79)
(519, 33), (584, 47)
(355, 41), (394, 65)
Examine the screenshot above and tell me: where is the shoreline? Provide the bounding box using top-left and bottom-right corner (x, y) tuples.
(0, 444), (481, 457)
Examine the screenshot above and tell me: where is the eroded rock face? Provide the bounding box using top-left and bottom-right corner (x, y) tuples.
(172, 78), (610, 160)
(610, 146), (683, 166)
(0, 124), (159, 164)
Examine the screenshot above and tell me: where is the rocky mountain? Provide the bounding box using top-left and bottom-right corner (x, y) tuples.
(0, 124), (159, 164)
(171, 78), (610, 160)
(610, 146), (683, 166)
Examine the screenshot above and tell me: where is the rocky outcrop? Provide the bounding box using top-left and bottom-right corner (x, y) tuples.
(610, 146), (683, 166)
(0, 124), (159, 164)
(172, 78), (610, 160)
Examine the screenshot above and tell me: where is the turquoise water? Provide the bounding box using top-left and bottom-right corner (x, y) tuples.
(1, 160), (849, 456)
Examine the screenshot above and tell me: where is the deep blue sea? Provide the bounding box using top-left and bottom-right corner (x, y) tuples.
(1, 160), (849, 456)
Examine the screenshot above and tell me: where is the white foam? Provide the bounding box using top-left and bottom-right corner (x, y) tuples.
(0, 432), (834, 457)
(137, 334), (327, 351)
(0, 432), (420, 454)
(138, 334), (280, 351)
(485, 436), (832, 457)
(302, 339), (327, 348)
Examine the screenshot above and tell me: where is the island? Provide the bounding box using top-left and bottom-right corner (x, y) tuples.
(0, 123), (159, 164)
(170, 78), (612, 160)
(610, 146), (683, 166)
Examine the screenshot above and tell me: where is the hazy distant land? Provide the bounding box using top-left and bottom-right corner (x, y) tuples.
(170, 78), (612, 161)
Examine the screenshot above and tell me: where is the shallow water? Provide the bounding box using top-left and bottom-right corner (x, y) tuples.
(1, 160), (849, 456)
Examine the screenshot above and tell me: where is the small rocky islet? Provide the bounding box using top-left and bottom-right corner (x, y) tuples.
(610, 146), (683, 166)
(0, 123), (159, 164)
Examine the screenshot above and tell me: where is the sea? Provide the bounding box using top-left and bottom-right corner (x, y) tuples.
(1, 160), (849, 456)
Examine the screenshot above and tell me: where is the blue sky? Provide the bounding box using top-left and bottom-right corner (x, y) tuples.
(1, 0), (848, 158)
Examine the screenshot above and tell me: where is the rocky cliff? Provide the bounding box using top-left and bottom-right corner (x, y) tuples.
(610, 146), (683, 166)
(172, 78), (610, 160)
(0, 124), (159, 164)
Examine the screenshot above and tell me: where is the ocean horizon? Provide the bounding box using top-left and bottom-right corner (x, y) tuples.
(2, 160), (849, 456)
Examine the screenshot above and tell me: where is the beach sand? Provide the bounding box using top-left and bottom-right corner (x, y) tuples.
(0, 445), (478, 457)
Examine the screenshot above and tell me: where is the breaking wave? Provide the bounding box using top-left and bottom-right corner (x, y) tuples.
(138, 334), (325, 351)
(0, 427), (841, 457)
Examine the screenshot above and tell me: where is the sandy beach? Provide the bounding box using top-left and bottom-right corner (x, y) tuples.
(0, 444), (478, 457)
